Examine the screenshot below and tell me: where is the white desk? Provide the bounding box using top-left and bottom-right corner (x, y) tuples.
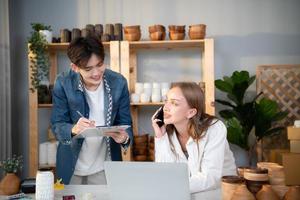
(1, 185), (221, 200)
(56, 185), (221, 200)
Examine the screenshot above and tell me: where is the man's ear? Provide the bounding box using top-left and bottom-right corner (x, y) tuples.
(70, 63), (79, 72)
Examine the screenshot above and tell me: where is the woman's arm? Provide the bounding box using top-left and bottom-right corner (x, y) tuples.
(189, 120), (228, 193)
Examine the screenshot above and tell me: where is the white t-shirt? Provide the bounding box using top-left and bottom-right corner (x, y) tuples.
(74, 82), (110, 176)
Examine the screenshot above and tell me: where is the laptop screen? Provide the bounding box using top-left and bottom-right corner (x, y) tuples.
(104, 161), (191, 200)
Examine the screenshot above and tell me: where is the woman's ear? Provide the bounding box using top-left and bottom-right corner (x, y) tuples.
(187, 108), (197, 119)
(70, 63), (79, 72)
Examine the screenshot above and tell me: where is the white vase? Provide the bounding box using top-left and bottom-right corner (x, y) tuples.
(36, 170), (54, 200)
(39, 30), (52, 43)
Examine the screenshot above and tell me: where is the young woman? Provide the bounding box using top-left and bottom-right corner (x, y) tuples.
(152, 82), (236, 193)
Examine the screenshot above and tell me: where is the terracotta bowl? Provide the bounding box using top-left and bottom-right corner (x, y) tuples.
(124, 32), (141, 41)
(188, 30), (205, 39)
(134, 134), (148, 142)
(149, 31), (166, 41)
(124, 25), (140, 31)
(133, 145), (148, 151)
(133, 148), (148, 155)
(149, 24), (165, 33)
(244, 168), (269, 195)
(168, 25), (185, 32)
(134, 155), (147, 161)
(169, 32), (185, 40)
(149, 143), (154, 149)
(148, 154), (155, 161)
(189, 24), (206, 32)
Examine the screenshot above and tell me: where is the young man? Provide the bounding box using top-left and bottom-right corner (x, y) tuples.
(51, 36), (133, 184)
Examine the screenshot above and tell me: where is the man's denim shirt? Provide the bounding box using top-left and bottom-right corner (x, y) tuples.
(50, 69), (133, 184)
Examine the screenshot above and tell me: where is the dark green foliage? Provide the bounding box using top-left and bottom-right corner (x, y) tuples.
(28, 23), (51, 92)
(0, 155), (23, 173)
(215, 70), (288, 150)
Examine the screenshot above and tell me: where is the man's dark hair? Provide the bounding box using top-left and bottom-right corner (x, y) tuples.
(67, 36), (105, 68)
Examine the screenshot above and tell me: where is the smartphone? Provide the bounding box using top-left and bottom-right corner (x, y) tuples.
(154, 106), (164, 127)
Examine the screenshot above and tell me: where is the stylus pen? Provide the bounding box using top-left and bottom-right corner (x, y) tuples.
(76, 110), (84, 118)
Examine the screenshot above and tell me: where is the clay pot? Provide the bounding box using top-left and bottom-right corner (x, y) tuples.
(244, 168), (269, 195)
(124, 32), (141, 41)
(0, 173), (21, 195)
(284, 186), (300, 200)
(221, 176), (244, 200)
(169, 32), (185, 40)
(272, 185), (290, 199)
(231, 184), (256, 200)
(256, 185), (280, 200)
(134, 134), (149, 143)
(149, 31), (166, 41)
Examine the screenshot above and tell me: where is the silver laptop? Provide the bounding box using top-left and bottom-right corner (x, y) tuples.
(104, 161), (191, 200)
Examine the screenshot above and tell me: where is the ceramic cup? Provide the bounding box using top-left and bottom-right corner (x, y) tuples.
(131, 93), (140, 103)
(144, 82), (152, 89)
(161, 82), (170, 89)
(152, 88), (161, 95)
(151, 93), (161, 102)
(140, 93), (150, 103)
(143, 87), (152, 96)
(152, 82), (161, 89)
(135, 82), (144, 94)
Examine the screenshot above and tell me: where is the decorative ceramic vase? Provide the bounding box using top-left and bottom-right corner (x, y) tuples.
(39, 30), (53, 43)
(36, 169), (54, 200)
(283, 186), (300, 200)
(256, 185), (280, 200)
(231, 184), (256, 200)
(0, 173), (21, 195)
(221, 176), (244, 200)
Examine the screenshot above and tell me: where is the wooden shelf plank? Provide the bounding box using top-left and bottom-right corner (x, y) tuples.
(126, 39), (206, 49)
(47, 42), (110, 51)
(38, 104), (53, 108)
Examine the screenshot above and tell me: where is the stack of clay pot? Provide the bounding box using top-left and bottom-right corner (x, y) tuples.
(257, 162), (289, 199)
(124, 25), (141, 41)
(133, 134), (148, 161)
(168, 25), (185, 40)
(148, 136), (155, 161)
(148, 24), (166, 41)
(188, 24), (206, 40)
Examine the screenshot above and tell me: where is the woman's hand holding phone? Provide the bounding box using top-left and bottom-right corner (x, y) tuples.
(151, 107), (166, 138)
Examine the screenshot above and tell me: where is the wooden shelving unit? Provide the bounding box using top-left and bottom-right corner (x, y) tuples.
(28, 41), (120, 177)
(120, 39), (215, 137)
(28, 39), (215, 176)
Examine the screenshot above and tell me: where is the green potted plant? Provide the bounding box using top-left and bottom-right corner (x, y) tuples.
(215, 71), (287, 165)
(0, 155), (23, 195)
(28, 23), (52, 92)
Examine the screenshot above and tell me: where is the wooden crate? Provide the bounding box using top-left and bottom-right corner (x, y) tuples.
(256, 65), (300, 160)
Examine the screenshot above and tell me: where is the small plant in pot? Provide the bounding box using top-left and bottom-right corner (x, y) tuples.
(28, 23), (52, 92)
(0, 155), (23, 195)
(215, 71), (288, 166)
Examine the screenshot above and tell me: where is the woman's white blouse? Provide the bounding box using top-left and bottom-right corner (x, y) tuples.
(155, 120), (237, 193)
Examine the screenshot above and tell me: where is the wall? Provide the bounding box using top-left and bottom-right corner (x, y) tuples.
(9, 0), (300, 178)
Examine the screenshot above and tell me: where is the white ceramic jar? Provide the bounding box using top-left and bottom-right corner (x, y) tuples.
(36, 170), (54, 200)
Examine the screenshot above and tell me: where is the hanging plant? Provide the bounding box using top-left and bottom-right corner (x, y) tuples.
(28, 23), (52, 92)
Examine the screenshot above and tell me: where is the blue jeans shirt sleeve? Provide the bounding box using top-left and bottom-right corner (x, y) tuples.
(50, 76), (74, 145)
